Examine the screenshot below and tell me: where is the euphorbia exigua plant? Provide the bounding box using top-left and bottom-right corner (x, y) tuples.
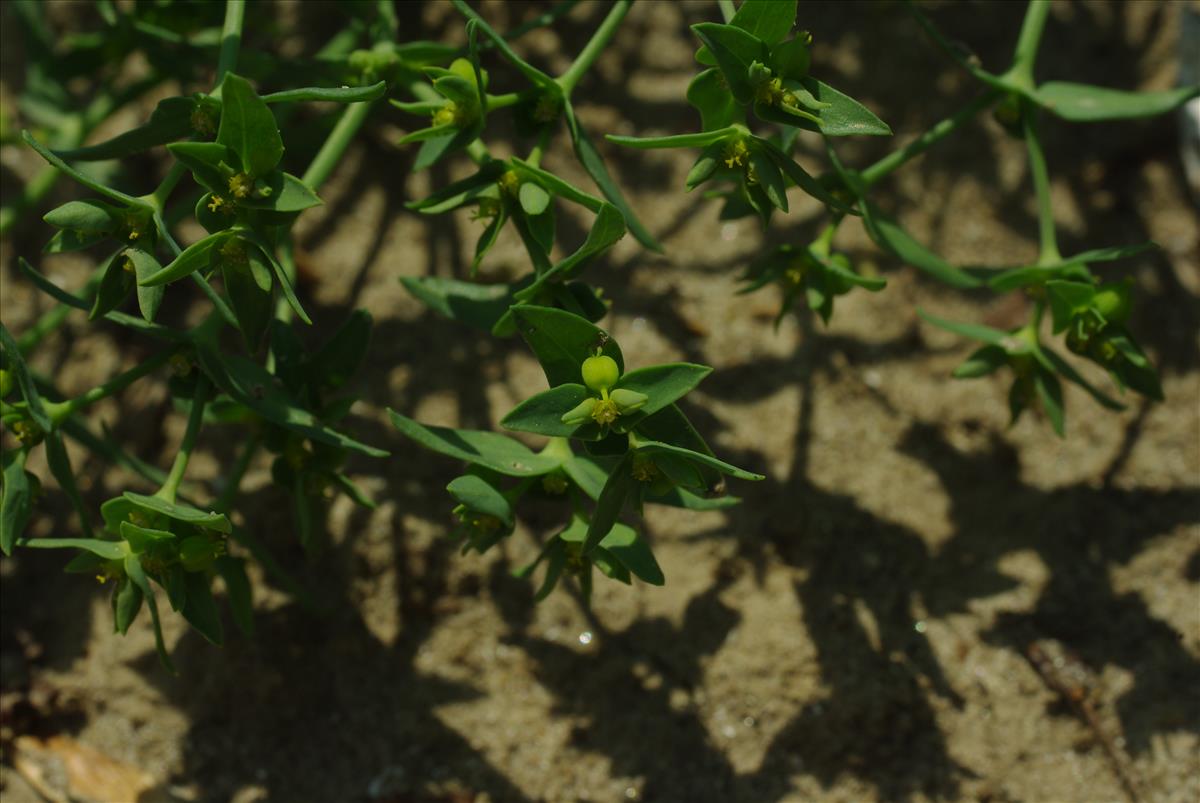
(1, 0), (1195, 670)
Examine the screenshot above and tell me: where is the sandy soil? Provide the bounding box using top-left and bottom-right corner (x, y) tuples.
(1, 2), (1198, 802)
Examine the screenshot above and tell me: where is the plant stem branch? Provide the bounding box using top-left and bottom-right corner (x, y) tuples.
(717, 0), (737, 23)
(1022, 102), (1060, 264)
(157, 373), (209, 503)
(302, 100), (375, 189)
(215, 0), (246, 84)
(44, 347), (179, 424)
(1010, 0), (1051, 87)
(557, 0), (631, 96)
(859, 89), (1000, 187)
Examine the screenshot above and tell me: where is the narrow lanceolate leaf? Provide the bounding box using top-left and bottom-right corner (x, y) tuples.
(112, 577), (143, 635)
(606, 127), (741, 150)
(1032, 81), (1200, 122)
(141, 230), (233, 286)
(43, 199), (120, 232)
(953, 345), (1008, 379)
(124, 554), (175, 673)
(125, 249), (166, 322)
(222, 253), (274, 350)
(860, 201), (980, 288)
(216, 555), (254, 636)
(261, 81), (387, 105)
(21, 538), (125, 560)
(634, 440), (765, 482)
(511, 305), (624, 388)
(1, 448), (33, 555)
(582, 451), (636, 555)
(614, 363), (712, 418)
(197, 348), (387, 457)
(1, 324), (51, 432)
(501, 384), (592, 437)
(1033, 369), (1065, 437)
(447, 475), (513, 527)
(918, 310), (1020, 348)
(55, 96), (198, 161)
(44, 431), (94, 537)
(513, 204), (626, 301)
(123, 492), (232, 532)
(21, 131), (144, 207)
(237, 173), (322, 213)
(218, 73), (284, 177)
(400, 275), (517, 332)
(388, 411), (561, 476)
(563, 100), (662, 252)
(407, 162), (506, 213)
(511, 159), (606, 213)
(89, 250), (135, 321)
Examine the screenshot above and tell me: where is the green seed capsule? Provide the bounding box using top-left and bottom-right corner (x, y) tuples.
(581, 355), (619, 393)
(1093, 280), (1132, 324)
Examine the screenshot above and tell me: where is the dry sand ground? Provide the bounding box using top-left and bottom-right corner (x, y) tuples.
(1, 2), (1198, 801)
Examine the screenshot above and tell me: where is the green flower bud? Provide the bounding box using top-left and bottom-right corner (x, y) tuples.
(581, 355), (619, 393)
(561, 397), (598, 426)
(609, 388), (648, 414)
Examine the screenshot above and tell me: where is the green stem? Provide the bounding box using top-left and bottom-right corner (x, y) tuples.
(717, 0), (737, 23)
(859, 89), (1000, 187)
(215, 0), (246, 84)
(527, 125), (553, 168)
(43, 347), (179, 424)
(1022, 102), (1060, 264)
(1009, 0), (1051, 87)
(157, 373), (209, 503)
(302, 100), (375, 189)
(485, 91), (525, 111)
(557, 0), (632, 96)
(148, 162), (188, 210)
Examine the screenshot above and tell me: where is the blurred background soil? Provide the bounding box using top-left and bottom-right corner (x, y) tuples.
(1, 1), (1197, 801)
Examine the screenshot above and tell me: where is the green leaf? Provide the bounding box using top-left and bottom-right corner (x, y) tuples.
(388, 411), (559, 476)
(749, 145), (788, 211)
(1032, 81), (1200, 122)
(1033, 368), (1065, 437)
(447, 475), (513, 526)
(1, 448), (32, 555)
(501, 384), (592, 437)
(510, 159), (606, 213)
(400, 275), (517, 331)
(953, 345), (1009, 379)
(260, 81), (387, 105)
(563, 100), (662, 252)
(123, 492), (232, 533)
(124, 249), (166, 322)
(237, 172), (323, 213)
(167, 141), (234, 194)
(582, 451), (635, 555)
(518, 181), (551, 216)
(21, 131), (144, 207)
(634, 440), (764, 482)
(44, 430), (93, 537)
(217, 73), (283, 176)
(43, 199), (120, 232)
(758, 138), (855, 213)
(918, 309), (1021, 349)
(525, 204), (555, 264)
(606, 126), (740, 150)
(22, 538), (125, 560)
(450, 0), (557, 89)
(0, 324), (51, 432)
(140, 230), (233, 286)
(512, 204), (626, 302)
(181, 571), (224, 645)
(118, 520), (175, 554)
(44, 229), (109, 253)
(686, 142), (724, 190)
(726, 0), (796, 46)
(215, 555), (254, 636)
(56, 96), (201, 161)
(690, 23), (769, 105)
(615, 363), (711, 418)
(112, 577), (143, 635)
(222, 253), (274, 350)
(859, 200), (980, 288)
(687, 69), (742, 131)
(197, 348), (386, 457)
(89, 250), (135, 322)
(597, 521), (664, 585)
(801, 78), (891, 136)
(124, 554), (175, 673)
(648, 486), (741, 511)
(560, 452), (609, 500)
(511, 305), (624, 388)
(408, 162), (506, 213)
(1045, 280), (1096, 334)
(1038, 346), (1124, 411)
